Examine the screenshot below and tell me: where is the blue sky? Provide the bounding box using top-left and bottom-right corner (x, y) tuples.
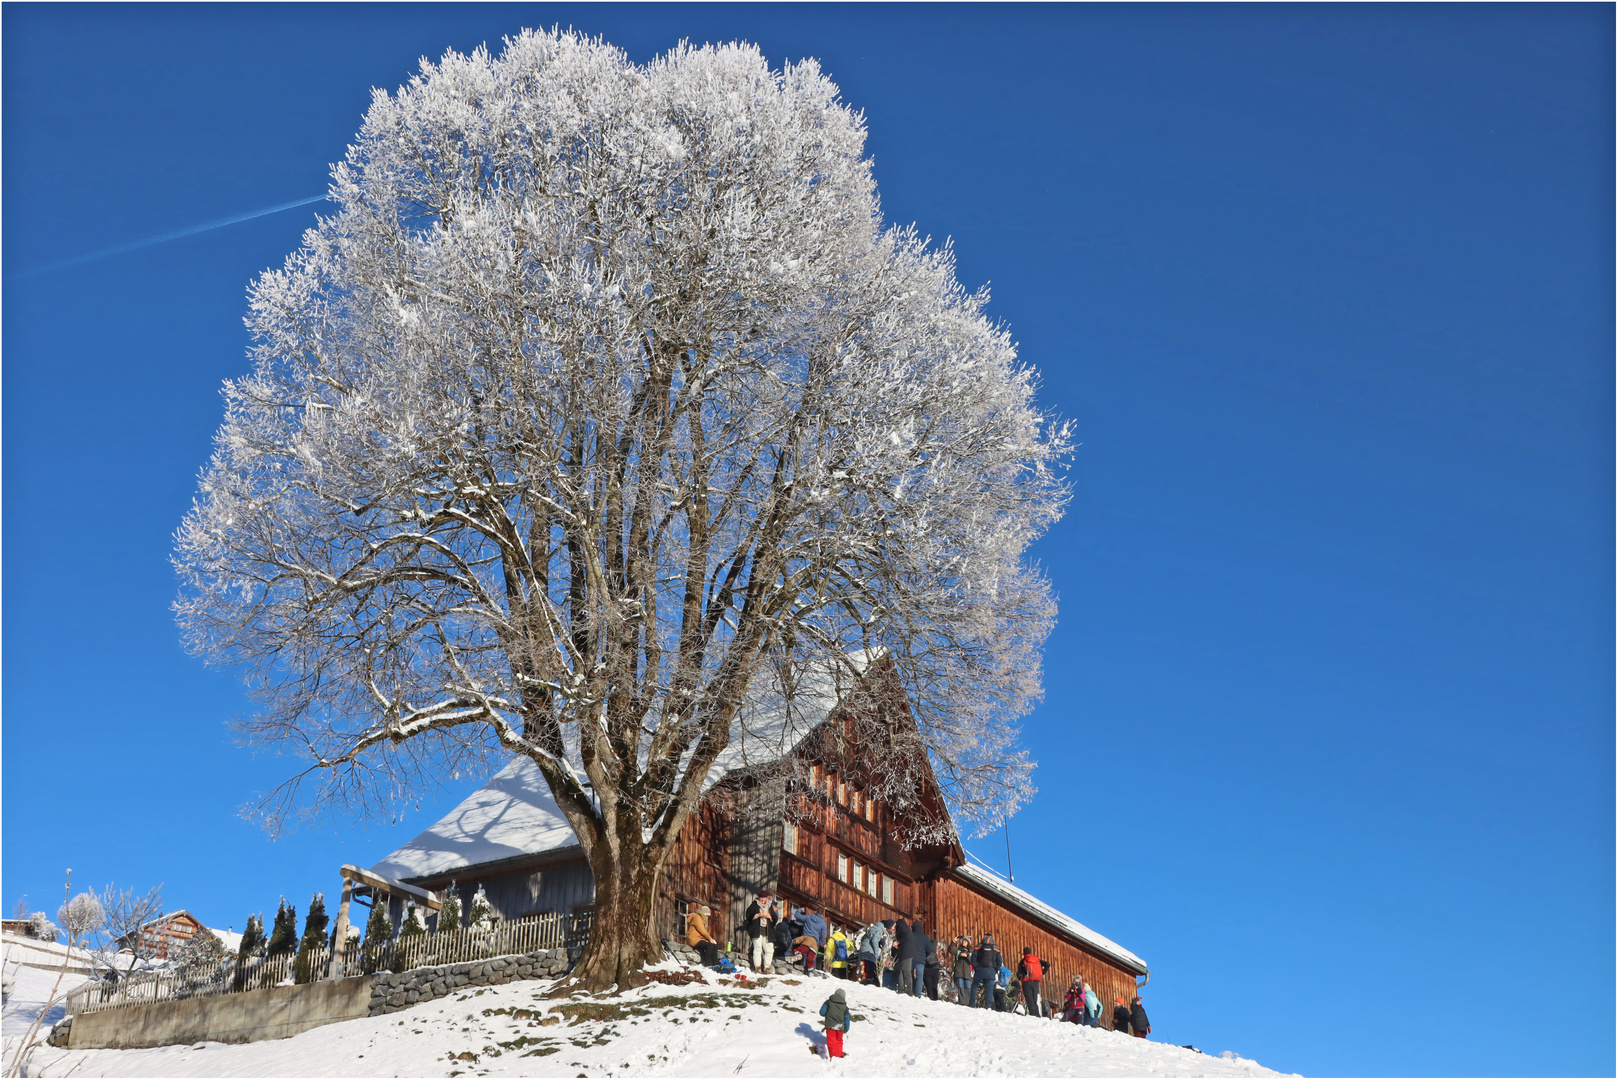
(3, 4), (1610, 1075)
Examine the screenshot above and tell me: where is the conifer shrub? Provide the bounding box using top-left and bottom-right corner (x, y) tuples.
(359, 900), (392, 974)
(294, 892), (329, 983)
(266, 898), (298, 958)
(437, 883), (462, 934)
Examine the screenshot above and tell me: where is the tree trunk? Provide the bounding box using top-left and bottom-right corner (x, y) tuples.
(561, 833), (667, 993)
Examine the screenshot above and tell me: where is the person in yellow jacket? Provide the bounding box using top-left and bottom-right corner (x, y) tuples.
(686, 904), (720, 966)
(825, 926), (854, 979)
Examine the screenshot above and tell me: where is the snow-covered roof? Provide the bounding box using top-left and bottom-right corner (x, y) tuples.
(371, 654), (871, 882)
(952, 863), (1148, 976)
(207, 927), (243, 953)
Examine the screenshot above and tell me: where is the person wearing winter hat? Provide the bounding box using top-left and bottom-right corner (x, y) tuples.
(686, 904), (721, 966)
(1129, 995), (1151, 1039)
(1112, 997), (1133, 1035)
(819, 987), (854, 1058)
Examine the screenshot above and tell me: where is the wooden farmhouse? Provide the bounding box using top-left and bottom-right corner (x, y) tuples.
(356, 657), (1149, 1022)
(117, 910), (214, 959)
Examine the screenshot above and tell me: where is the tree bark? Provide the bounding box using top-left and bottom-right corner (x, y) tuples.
(562, 828), (667, 993)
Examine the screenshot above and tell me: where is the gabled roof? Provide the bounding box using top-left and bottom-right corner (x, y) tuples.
(952, 863), (1148, 976)
(371, 655), (871, 882)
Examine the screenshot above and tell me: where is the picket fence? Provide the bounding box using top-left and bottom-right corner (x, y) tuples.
(63, 910), (590, 1017)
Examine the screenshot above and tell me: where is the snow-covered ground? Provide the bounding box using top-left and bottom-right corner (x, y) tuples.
(3, 962), (91, 1038)
(20, 961), (1287, 1078)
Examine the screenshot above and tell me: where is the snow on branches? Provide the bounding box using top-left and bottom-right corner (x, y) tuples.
(174, 30), (1066, 868)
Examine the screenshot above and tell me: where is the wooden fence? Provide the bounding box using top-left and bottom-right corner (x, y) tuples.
(63, 910), (591, 1017)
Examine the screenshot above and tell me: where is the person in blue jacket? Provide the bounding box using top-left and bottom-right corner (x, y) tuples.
(798, 904), (828, 951)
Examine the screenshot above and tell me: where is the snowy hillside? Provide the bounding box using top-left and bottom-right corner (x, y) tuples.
(22, 961), (1286, 1078)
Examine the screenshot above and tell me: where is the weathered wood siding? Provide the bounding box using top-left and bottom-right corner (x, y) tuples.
(927, 874), (1140, 1028)
(774, 779), (930, 932)
(657, 796), (732, 944)
(726, 776), (787, 943)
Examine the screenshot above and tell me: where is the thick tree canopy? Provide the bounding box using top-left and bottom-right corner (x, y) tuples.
(175, 29), (1067, 985)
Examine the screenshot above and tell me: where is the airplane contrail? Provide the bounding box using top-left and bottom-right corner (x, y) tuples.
(11, 193), (329, 280)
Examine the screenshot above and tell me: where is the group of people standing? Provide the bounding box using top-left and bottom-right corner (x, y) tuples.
(698, 891), (1151, 1039)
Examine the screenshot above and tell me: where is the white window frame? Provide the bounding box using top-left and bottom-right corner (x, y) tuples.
(783, 821), (798, 855)
(882, 877), (894, 906)
(838, 852), (849, 883)
(853, 862), (863, 891)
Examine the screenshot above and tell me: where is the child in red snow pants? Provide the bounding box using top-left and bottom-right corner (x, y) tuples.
(827, 1029), (845, 1057)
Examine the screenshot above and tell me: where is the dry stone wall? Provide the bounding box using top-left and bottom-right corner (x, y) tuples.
(368, 947), (572, 1017)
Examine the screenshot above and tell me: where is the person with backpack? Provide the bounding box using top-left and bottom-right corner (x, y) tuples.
(818, 987), (854, 1058)
(1129, 996), (1151, 1039)
(744, 890), (778, 974)
(997, 963), (1015, 1012)
(1083, 981), (1102, 1027)
(1112, 997), (1132, 1034)
(881, 935), (900, 989)
(826, 926), (853, 979)
(772, 905), (801, 963)
(970, 933), (1001, 1009)
(1062, 977), (1086, 1023)
(1016, 947), (1044, 1018)
(950, 935), (974, 1006)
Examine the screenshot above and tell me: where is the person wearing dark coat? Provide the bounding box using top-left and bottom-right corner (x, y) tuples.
(892, 919), (919, 995)
(970, 934), (1001, 1009)
(1112, 998), (1133, 1035)
(1129, 997), (1151, 1039)
(922, 927), (942, 1000)
(773, 911), (802, 964)
(905, 922), (930, 998)
(950, 936), (974, 1006)
(744, 892), (778, 973)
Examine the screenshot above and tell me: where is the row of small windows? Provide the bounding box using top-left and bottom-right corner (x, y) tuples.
(784, 822), (895, 907)
(807, 764), (876, 820)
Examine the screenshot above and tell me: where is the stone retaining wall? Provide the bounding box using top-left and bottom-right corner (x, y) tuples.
(662, 939), (811, 976)
(367, 947), (573, 1016)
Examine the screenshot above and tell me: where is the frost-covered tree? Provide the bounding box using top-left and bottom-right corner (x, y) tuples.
(174, 29), (1067, 990)
(399, 902), (427, 939)
(82, 883), (163, 982)
(265, 899), (297, 958)
(466, 886), (497, 933)
(26, 913), (58, 944)
(437, 886), (462, 934)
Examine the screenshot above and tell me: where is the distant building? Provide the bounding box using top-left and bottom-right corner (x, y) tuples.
(119, 911), (214, 959)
